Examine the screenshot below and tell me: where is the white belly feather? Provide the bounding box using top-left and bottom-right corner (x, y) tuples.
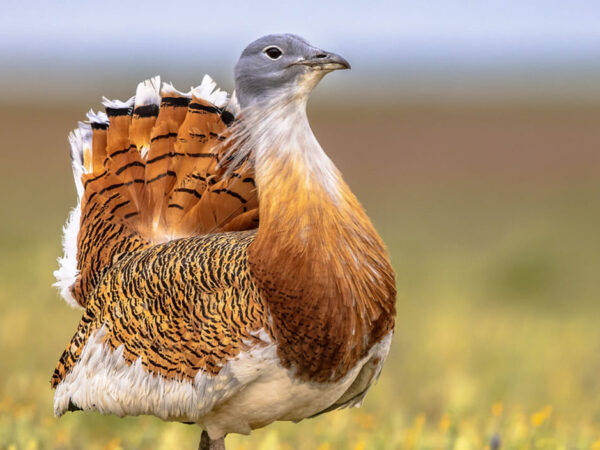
(54, 328), (392, 439)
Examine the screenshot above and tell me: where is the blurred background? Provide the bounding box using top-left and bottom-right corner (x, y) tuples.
(1, 1), (599, 448)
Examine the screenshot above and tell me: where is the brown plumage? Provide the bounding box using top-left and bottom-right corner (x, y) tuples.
(52, 35), (396, 449)
(53, 231), (266, 386)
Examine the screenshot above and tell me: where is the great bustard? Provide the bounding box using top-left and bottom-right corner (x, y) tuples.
(52, 34), (396, 449)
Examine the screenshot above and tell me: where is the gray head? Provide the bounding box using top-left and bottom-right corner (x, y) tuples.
(234, 34), (350, 108)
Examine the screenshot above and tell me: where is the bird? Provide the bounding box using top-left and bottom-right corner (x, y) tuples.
(51, 33), (396, 450)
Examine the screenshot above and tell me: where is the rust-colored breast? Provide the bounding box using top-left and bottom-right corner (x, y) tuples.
(247, 171), (396, 383)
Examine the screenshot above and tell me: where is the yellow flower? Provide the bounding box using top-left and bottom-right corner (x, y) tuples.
(439, 413), (451, 433)
(353, 439), (366, 450)
(491, 402), (503, 417)
(404, 428), (418, 450)
(530, 405), (552, 427)
(316, 443), (331, 450)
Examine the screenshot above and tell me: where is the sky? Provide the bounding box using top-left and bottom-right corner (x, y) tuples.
(3, 0), (599, 64)
(2, 0), (599, 102)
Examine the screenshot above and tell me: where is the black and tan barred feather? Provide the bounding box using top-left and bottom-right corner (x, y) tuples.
(52, 230), (270, 387)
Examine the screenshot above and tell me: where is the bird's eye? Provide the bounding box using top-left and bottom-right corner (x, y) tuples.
(264, 46), (283, 60)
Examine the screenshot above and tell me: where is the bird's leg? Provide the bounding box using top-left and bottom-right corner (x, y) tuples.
(199, 430), (225, 450)
(199, 431), (210, 450)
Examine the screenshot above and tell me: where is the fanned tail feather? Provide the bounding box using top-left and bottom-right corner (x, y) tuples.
(54, 75), (258, 308)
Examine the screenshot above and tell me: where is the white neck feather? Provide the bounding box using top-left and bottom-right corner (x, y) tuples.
(227, 91), (342, 202)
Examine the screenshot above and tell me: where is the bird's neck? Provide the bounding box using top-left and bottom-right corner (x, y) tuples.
(253, 97), (343, 202)
(244, 97), (396, 382)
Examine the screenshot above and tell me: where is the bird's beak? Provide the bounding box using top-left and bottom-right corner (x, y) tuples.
(292, 51), (351, 71)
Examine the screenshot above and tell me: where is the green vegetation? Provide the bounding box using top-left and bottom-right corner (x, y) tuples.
(1, 104), (599, 449)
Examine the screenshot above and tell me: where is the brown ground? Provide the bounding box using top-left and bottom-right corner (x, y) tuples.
(1, 99), (599, 448)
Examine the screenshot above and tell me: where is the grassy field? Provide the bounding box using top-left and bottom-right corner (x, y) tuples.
(0, 100), (599, 449)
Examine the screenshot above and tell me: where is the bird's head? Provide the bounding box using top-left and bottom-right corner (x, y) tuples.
(234, 34), (350, 108)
